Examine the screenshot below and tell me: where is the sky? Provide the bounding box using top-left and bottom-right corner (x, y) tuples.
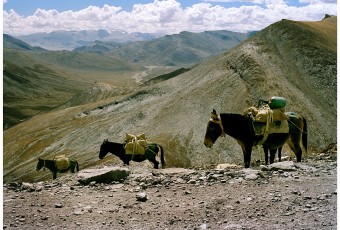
(2, 0), (338, 36)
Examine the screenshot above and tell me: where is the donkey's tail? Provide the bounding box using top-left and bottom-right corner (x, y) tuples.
(76, 161), (80, 172)
(302, 117), (308, 156)
(158, 145), (165, 168)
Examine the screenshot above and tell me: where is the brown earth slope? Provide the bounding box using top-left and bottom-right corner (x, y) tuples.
(3, 16), (337, 183)
(3, 48), (145, 129)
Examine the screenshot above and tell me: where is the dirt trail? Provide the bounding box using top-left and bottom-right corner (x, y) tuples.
(3, 151), (337, 230)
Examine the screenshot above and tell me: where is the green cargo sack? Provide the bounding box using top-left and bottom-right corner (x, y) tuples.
(268, 96), (286, 109)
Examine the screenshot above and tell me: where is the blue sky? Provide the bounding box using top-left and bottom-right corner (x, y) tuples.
(3, 0), (150, 16)
(4, 0), (309, 16)
(3, 0), (337, 35)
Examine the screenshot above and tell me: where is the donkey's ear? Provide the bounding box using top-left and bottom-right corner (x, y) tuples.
(212, 109), (217, 115)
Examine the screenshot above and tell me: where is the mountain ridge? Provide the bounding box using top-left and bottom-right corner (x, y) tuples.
(3, 17), (337, 182)
(3, 34), (45, 51)
(76, 30), (252, 66)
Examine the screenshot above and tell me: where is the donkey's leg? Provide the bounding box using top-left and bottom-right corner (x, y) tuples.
(287, 140), (302, 162)
(269, 149), (277, 164)
(288, 120), (304, 162)
(146, 146), (160, 169)
(150, 158), (159, 169)
(242, 145), (252, 168)
(70, 163), (75, 173)
(296, 148), (302, 162)
(278, 147), (282, 162)
(121, 155), (130, 166)
(53, 172), (57, 180)
(263, 146), (269, 165)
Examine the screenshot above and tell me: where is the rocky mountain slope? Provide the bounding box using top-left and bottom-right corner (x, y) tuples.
(3, 16), (337, 183)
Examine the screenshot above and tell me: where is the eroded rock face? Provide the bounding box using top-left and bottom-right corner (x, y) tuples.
(77, 167), (130, 185)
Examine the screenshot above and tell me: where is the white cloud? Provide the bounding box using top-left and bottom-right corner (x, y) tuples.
(203, 0), (287, 4)
(299, 0), (336, 3)
(3, 0), (337, 35)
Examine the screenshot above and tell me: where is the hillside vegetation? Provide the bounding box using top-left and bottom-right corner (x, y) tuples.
(3, 16), (336, 182)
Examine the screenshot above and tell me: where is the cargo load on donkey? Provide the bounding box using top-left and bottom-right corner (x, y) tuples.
(124, 133), (148, 155)
(244, 96), (289, 145)
(54, 155), (70, 170)
(245, 96), (288, 123)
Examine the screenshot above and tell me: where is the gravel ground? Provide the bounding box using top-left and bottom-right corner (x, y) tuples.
(3, 151), (337, 230)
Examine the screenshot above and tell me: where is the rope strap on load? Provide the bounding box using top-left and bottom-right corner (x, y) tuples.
(125, 133), (148, 155)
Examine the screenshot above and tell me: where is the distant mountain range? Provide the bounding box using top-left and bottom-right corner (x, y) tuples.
(75, 30), (253, 66)
(4, 28), (254, 77)
(15, 29), (163, 51)
(11, 29), (253, 66)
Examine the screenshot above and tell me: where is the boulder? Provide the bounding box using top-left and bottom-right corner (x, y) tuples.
(136, 192), (148, 202)
(77, 167), (130, 185)
(242, 168), (264, 180)
(260, 161), (297, 171)
(21, 182), (35, 192)
(294, 163), (317, 172)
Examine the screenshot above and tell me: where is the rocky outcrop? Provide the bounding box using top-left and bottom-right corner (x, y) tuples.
(77, 167), (130, 185)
